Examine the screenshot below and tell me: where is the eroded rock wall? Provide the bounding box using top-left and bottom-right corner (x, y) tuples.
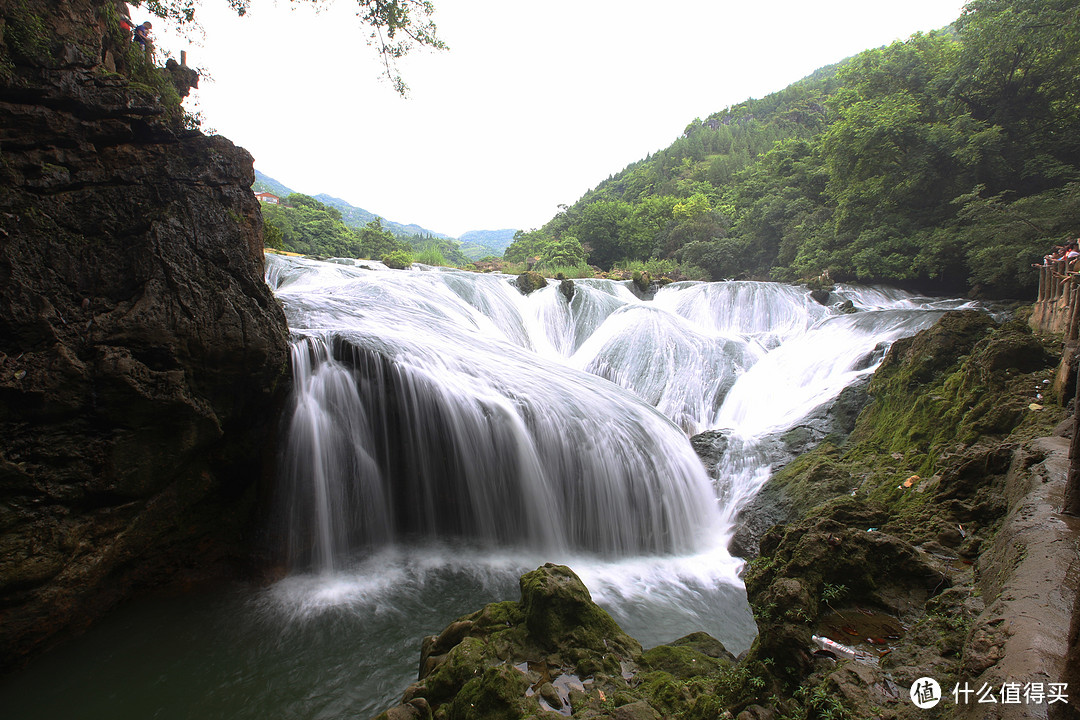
(0, 0), (290, 668)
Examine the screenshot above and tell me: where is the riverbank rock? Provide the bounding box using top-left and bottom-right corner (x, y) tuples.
(0, 0), (290, 669)
(732, 312), (1073, 718)
(699, 379), (871, 559)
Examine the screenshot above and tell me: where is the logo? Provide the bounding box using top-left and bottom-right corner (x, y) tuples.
(911, 677), (942, 709)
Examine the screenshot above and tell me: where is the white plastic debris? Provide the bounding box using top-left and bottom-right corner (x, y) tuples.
(812, 635), (879, 665)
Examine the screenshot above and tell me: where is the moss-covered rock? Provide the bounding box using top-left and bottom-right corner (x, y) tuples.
(666, 631), (738, 661)
(631, 270), (651, 292)
(519, 563), (641, 666)
(448, 664), (533, 720)
(516, 271), (547, 294)
(640, 643), (726, 678)
(379, 564), (644, 720)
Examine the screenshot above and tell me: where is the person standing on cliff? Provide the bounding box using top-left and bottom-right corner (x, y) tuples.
(133, 21), (152, 53)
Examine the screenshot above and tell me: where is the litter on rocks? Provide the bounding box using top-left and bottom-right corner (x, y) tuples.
(811, 635), (879, 665)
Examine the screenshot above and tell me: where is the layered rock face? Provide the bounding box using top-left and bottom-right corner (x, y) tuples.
(0, 0), (290, 668)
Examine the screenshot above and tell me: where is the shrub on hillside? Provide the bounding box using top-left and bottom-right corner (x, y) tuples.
(381, 250), (413, 269)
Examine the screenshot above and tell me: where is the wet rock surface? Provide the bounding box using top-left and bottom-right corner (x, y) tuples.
(695, 378), (872, 559)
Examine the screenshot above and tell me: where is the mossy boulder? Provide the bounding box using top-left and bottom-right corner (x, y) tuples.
(871, 309), (994, 387)
(632, 270), (652, 292)
(379, 564), (643, 720)
(666, 631), (738, 661)
(515, 271), (547, 294)
(518, 563), (642, 672)
(640, 642), (727, 678)
(743, 502), (946, 677)
(849, 313), (1060, 478)
(448, 664), (532, 720)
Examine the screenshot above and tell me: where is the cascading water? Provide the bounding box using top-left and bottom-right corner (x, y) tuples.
(0, 257), (979, 720)
(268, 256), (975, 601)
(274, 263), (722, 565)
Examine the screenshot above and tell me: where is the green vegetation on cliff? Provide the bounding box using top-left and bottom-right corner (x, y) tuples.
(735, 311), (1065, 717)
(531, 0), (1080, 298)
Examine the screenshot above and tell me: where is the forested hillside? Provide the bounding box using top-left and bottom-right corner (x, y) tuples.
(260, 192), (472, 265)
(314, 193), (453, 241)
(530, 0), (1080, 298)
(255, 172), (498, 264)
(261, 193), (413, 259)
(253, 170), (449, 241)
(457, 229), (519, 260)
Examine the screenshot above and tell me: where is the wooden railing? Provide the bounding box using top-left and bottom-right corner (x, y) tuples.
(1031, 259), (1080, 340)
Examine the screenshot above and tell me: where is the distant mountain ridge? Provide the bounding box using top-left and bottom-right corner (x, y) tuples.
(253, 170), (451, 240)
(252, 170), (516, 259)
(457, 229), (518, 259)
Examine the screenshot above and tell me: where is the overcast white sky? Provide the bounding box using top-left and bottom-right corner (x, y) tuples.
(144, 0), (967, 237)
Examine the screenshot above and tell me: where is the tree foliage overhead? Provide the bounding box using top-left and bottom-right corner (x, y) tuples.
(130, 0), (445, 94)
(536, 0), (1080, 298)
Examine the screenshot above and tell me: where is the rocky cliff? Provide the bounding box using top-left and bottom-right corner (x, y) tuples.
(0, 0), (290, 669)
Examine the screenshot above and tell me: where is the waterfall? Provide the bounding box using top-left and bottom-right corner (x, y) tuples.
(272, 258), (725, 569)
(268, 254), (975, 587)
(0, 258), (983, 720)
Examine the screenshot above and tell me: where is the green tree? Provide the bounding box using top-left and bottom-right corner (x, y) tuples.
(261, 195), (361, 256)
(381, 249), (413, 269)
(357, 218), (410, 259)
(503, 229), (550, 264)
(538, 235), (586, 268)
(263, 218), (284, 250)
(950, 0), (1080, 194)
(570, 200), (649, 268)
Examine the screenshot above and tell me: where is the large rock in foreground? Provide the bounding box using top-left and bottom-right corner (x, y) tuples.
(0, 0), (290, 669)
(377, 564), (740, 720)
(382, 563), (643, 719)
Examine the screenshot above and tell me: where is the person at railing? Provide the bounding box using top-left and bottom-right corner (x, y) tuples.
(1036, 246), (1065, 267)
(1067, 242), (1080, 271)
(1034, 241), (1078, 268)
